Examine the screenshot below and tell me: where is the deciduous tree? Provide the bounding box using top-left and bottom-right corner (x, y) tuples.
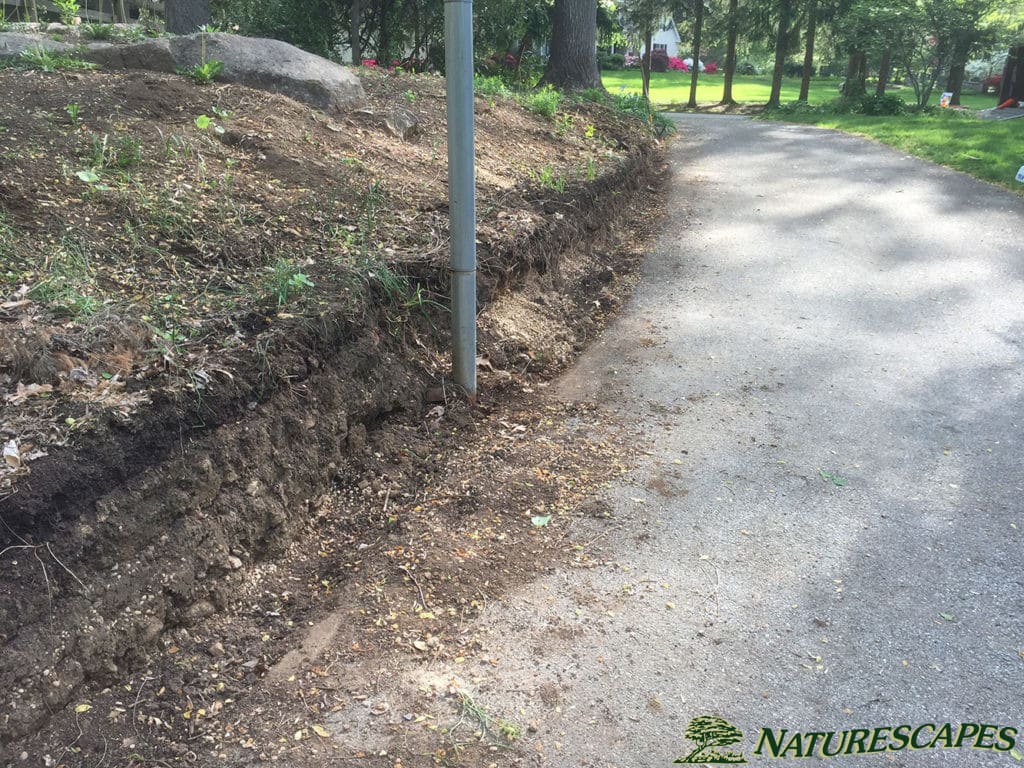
(541, 0), (604, 91)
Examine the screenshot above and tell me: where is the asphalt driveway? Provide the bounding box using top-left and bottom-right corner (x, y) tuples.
(464, 114), (1024, 767)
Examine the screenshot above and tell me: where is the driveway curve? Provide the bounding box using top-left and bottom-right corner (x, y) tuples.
(467, 115), (1024, 767)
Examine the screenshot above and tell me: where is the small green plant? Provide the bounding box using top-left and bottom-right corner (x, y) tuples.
(18, 46), (97, 72)
(403, 89), (416, 103)
(81, 22), (113, 39)
(584, 123), (596, 139)
(65, 102), (81, 123)
(52, 0), (79, 26)
(267, 258), (315, 305)
(554, 112), (574, 136)
(194, 114), (226, 134)
(88, 133), (142, 170)
(531, 164), (566, 193)
(584, 156), (597, 182)
(521, 85), (562, 119)
(210, 104), (233, 119)
(183, 59), (224, 85)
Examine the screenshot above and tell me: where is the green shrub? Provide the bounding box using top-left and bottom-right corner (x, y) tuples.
(598, 52), (625, 71)
(650, 50), (669, 73)
(857, 93), (908, 115)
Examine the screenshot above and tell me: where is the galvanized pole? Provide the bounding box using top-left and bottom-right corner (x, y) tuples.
(444, 0), (477, 398)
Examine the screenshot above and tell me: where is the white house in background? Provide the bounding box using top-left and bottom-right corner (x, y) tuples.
(641, 18), (681, 58)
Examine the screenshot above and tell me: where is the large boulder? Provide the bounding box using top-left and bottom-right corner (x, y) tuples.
(85, 33), (366, 114)
(0, 31), (365, 115)
(0, 32), (73, 57)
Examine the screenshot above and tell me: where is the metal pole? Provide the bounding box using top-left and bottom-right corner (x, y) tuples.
(444, 0), (477, 398)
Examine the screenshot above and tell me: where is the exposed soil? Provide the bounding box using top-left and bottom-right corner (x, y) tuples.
(0, 59), (669, 764)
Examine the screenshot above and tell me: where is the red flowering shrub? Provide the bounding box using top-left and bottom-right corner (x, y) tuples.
(667, 56), (686, 71)
(705, 61), (719, 74)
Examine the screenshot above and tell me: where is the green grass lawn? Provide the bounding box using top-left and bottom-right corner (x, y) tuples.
(599, 70), (1018, 193)
(761, 110), (1024, 192)
(599, 70), (1000, 111)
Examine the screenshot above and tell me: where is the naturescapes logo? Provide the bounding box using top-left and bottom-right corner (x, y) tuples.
(754, 722), (1019, 759)
(674, 717), (1022, 764)
(674, 717), (748, 764)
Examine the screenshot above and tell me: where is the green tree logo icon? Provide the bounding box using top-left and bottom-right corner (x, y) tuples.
(674, 716), (748, 764)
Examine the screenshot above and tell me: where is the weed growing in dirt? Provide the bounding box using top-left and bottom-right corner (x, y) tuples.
(194, 114), (225, 134)
(555, 111), (574, 136)
(573, 88), (677, 137)
(27, 238), (100, 317)
(16, 47), (97, 72)
(82, 134), (142, 181)
(532, 164), (566, 193)
(443, 691), (522, 759)
(160, 131), (193, 160)
(64, 102), (81, 123)
(183, 59), (224, 85)
(266, 258), (315, 305)
(584, 156), (597, 181)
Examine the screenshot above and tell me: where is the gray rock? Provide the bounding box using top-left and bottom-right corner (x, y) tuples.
(384, 107), (420, 141)
(0, 32), (73, 57)
(85, 33), (365, 114)
(0, 31), (366, 115)
(83, 37), (176, 72)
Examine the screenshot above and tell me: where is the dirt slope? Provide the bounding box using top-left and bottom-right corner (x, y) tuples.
(0, 62), (666, 762)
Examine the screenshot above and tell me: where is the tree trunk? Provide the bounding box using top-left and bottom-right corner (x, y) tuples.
(165, 0), (208, 33)
(721, 0), (738, 104)
(350, 0), (362, 64)
(766, 0), (792, 108)
(541, 0), (603, 92)
(641, 26), (652, 102)
(377, 0), (390, 63)
(998, 46), (1024, 103)
(687, 0), (704, 108)
(165, 0), (210, 34)
(876, 47), (891, 95)
(843, 50), (866, 101)
(947, 37), (970, 106)
(798, 0), (817, 102)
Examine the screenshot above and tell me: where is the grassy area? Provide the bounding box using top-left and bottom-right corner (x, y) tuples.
(762, 109), (1023, 192)
(600, 70), (1000, 111)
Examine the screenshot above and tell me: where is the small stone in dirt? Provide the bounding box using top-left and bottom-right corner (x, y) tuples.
(227, 555), (243, 570)
(185, 600), (216, 623)
(384, 108), (419, 141)
(208, 641), (225, 657)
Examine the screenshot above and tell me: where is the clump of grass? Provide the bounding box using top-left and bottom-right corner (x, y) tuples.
(265, 258), (314, 305)
(473, 74), (512, 99)
(27, 238), (100, 317)
(521, 85), (562, 118)
(16, 46), (97, 72)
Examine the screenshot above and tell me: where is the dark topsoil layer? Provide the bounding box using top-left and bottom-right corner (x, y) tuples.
(0, 64), (667, 759)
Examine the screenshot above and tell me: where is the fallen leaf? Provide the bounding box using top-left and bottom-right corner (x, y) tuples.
(939, 612), (955, 622)
(312, 724), (330, 738)
(531, 516), (551, 527)
(74, 704), (92, 714)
